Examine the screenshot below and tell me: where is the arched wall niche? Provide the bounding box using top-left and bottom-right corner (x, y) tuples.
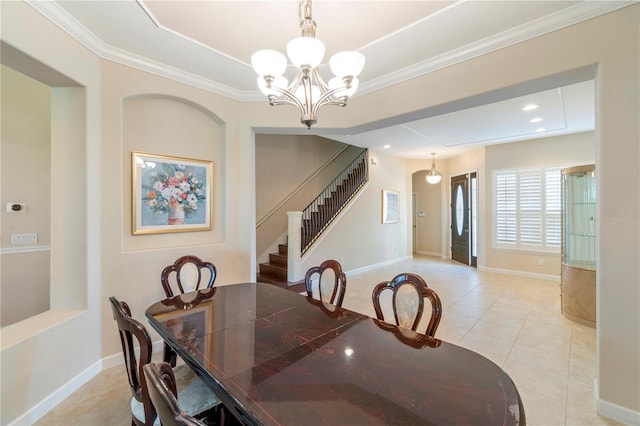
(121, 94), (227, 252)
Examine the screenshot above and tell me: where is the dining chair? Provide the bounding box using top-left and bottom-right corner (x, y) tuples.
(161, 255), (217, 298)
(143, 362), (209, 426)
(304, 259), (347, 307)
(373, 319), (442, 349)
(161, 255), (217, 366)
(371, 272), (442, 337)
(109, 296), (222, 426)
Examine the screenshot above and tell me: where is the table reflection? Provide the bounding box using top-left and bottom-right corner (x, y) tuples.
(146, 283), (525, 426)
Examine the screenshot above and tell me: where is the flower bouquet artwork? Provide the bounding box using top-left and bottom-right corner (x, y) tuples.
(132, 152), (213, 234)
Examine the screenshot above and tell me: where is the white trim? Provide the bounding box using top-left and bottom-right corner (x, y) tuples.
(9, 340), (167, 425)
(0, 245), (51, 255)
(25, 0), (630, 102)
(8, 360), (102, 426)
(345, 255), (411, 277)
(415, 250), (442, 258)
(595, 379), (640, 426)
(477, 264), (560, 282)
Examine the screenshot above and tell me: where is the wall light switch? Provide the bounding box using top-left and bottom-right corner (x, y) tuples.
(11, 233), (38, 244)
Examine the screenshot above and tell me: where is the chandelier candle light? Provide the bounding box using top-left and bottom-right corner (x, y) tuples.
(251, 0), (365, 129)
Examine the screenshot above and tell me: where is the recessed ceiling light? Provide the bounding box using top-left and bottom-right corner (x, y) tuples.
(383, 144), (391, 149)
(522, 104), (538, 111)
(535, 127), (546, 132)
(530, 117), (543, 123)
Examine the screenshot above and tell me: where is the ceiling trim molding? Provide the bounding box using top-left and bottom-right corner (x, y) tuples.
(25, 0), (257, 100)
(26, 0), (631, 103)
(26, 0), (106, 56)
(358, 1), (633, 96)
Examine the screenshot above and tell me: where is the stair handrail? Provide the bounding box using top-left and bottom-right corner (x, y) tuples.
(257, 145), (351, 228)
(300, 149), (368, 254)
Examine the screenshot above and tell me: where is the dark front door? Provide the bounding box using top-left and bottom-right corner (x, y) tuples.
(451, 174), (469, 265)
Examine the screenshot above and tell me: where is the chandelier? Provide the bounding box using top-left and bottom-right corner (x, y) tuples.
(251, 0), (365, 129)
(426, 153), (442, 184)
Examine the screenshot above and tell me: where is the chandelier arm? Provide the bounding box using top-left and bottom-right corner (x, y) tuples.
(312, 89), (347, 115)
(268, 99), (302, 108)
(264, 83), (306, 112)
(311, 67), (330, 92)
(287, 70), (304, 94)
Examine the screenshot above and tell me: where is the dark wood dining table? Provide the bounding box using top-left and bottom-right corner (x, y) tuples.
(146, 282), (525, 426)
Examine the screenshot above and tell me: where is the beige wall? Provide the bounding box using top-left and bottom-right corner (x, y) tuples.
(483, 132), (596, 277)
(302, 149), (409, 274)
(401, 6), (639, 419)
(98, 59), (254, 360)
(0, 2), (638, 425)
(1, 65), (52, 326)
(255, 135), (352, 261)
(255, 135), (346, 221)
(412, 168), (444, 256)
(1, 2), (98, 424)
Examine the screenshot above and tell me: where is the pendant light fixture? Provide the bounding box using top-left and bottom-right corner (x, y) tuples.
(251, 0), (365, 129)
(426, 153), (442, 184)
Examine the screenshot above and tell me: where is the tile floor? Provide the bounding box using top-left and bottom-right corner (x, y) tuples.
(35, 255), (619, 426)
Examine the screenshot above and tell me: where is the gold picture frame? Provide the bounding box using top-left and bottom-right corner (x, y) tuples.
(132, 151), (213, 235)
(382, 189), (399, 224)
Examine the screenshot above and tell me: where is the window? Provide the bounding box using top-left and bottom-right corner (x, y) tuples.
(493, 168), (561, 253)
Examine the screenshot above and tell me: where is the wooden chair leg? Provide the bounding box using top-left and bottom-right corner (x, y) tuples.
(163, 342), (177, 367)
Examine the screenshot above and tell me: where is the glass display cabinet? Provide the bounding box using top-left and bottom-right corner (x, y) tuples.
(561, 165), (596, 327)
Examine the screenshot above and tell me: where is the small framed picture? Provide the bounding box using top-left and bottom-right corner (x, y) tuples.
(382, 189), (399, 224)
(132, 152), (213, 235)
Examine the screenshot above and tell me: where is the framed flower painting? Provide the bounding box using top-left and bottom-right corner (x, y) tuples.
(132, 152), (213, 234)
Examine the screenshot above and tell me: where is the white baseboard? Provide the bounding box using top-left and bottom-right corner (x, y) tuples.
(415, 250), (442, 257)
(9, 360), (102, 426)
(595, 379), (640, 425)
(477, 264), (560, 282)
(9, 340), (166, 425)
(346, 255), (411, 276)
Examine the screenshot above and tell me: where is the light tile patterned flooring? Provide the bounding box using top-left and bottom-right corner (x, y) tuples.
(36, 256), (619, 426)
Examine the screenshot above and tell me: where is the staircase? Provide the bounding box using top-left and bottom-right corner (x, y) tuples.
(257, 149), (368, 288)
(301, 151), (368, 254)
(257, 243), (289, 286)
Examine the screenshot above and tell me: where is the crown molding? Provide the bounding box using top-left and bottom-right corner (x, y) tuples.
(358, 1), (634, 96)
(26, 0), (106, 56)
(26, 0), (257, 100)
(27, 0), (633, 102)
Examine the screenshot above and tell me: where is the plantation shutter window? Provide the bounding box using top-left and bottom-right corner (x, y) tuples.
(493, 167), (562, 253)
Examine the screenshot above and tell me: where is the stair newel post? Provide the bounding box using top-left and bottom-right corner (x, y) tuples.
(287, 211), (304, 282)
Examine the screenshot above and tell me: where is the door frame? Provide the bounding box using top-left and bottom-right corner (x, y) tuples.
(449, 171), (478, 267)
